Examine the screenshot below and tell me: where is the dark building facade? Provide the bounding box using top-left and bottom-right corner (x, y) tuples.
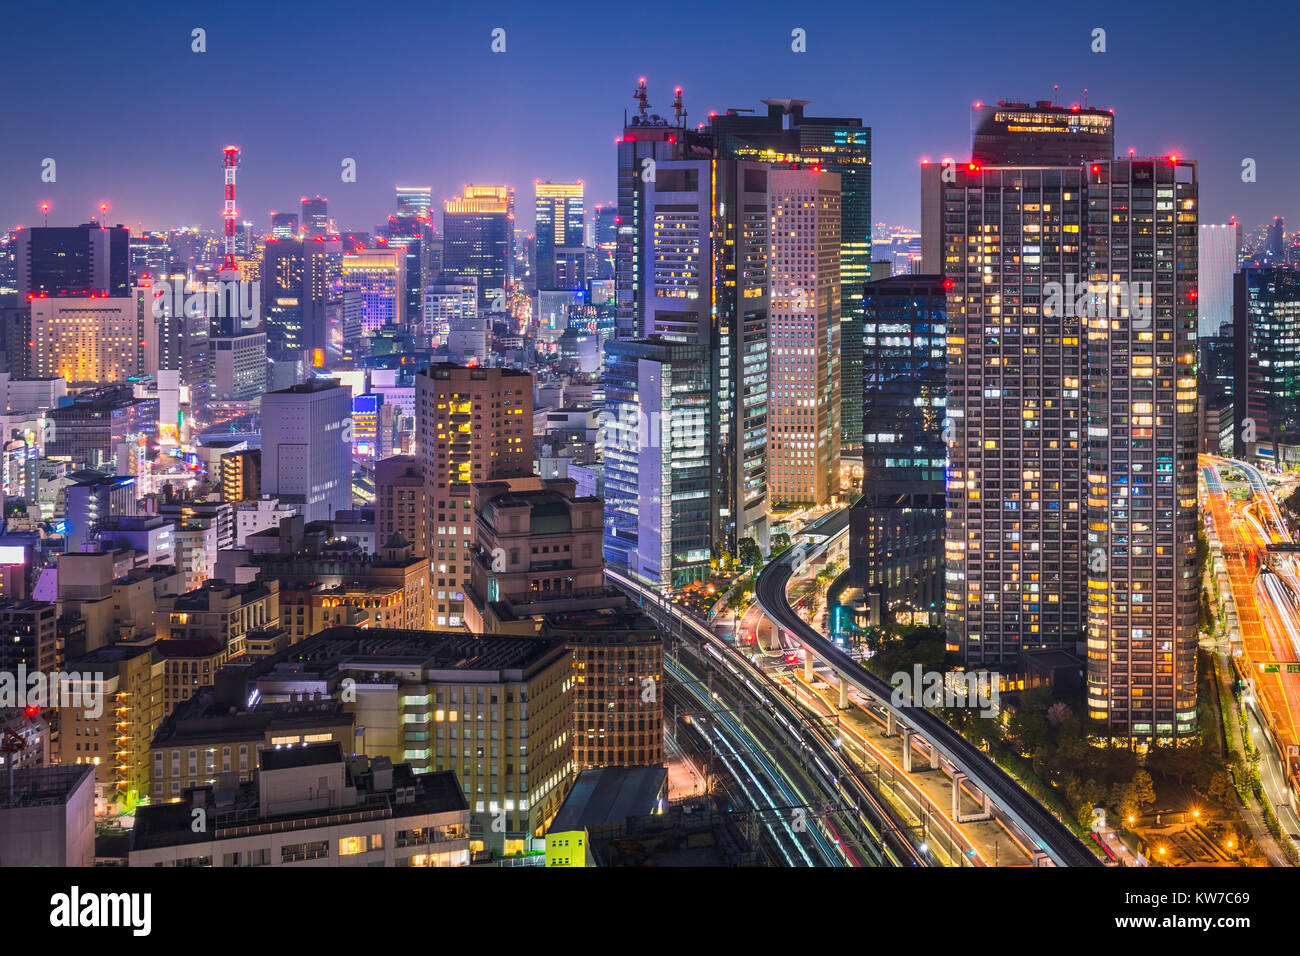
(1233, 267), (1300, 457)
(16, 223), (130, 298)
(849, 275), (947, 624)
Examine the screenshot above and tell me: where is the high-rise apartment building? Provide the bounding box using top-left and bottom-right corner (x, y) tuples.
(1083, 157), (1199, 742)
(927, 162), (1089, 667)
(766, 167), (842, 506)
(416, 364), (533, 628)
(443, 186), (514, 314)
(534, 182), (585, 290)
(260, 378), (353, 522)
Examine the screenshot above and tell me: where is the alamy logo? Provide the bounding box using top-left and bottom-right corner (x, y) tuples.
(889, 664), (998, 718)
(0, 665), (103, 719)
(151, 277), (260, 327)
(1043, 276), (1151, 324)
(49, 886), (151, 936)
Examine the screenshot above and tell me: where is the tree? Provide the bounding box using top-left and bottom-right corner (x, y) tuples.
(771, 532), (792, 555)
(738, 537), (762, 569)
(1208, 770), (1233, 807)
(1076, 801), (1096, 831)
(1131, 769), (1157, 810)
(1045, 702), (1072, 728)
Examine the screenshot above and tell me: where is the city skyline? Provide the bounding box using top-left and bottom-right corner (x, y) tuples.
(4, 0), (1297, 234)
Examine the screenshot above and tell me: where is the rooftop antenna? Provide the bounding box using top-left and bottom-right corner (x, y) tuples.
(634, 77), (650, 119)
(1083, 88), (1088, 109)
(1053, 84), (1058, 106)
(672, 86), (686, 128)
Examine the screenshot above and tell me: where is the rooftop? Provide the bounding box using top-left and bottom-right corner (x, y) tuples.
(550, 767), (668, 833)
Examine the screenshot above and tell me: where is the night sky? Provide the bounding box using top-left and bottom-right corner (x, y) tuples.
(5, 0), (1298, 236)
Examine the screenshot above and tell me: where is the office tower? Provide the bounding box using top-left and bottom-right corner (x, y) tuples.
(593, 203), (618, 280)
(424, 282), (478, 347)
(553, 247), (587, 291)
(641, 156), (770, 557)
(129, 231), (171, 280)
(0, 230), (18, 296)
(970, 100), (1114, 166)
(379, 213), (434, 327)
(1264, 216), (1286, 266)
(927, 161), (1089, 667)
(209, 330), (268, 400)
(602, 338), (711, 587)
(535, 182), (585, 290)
(260, 378), (353, 522)
(16, 222), (130, 298)
(300, 195), (329, 237)
(396, 185), (434, 218)
(766, 167), (842, 506)
(849, 275), (947, 625)
(416, 364), (533, 629)
(1233, 268), (1300, 457)
(442, 186), (514, 314)
(375, 455), (427, 558)
(1199, 221), (1241, 337)
(341, 248), (406, 332)
(262, 236), (341, 361)
(1084, 157), (1199, 742)
(30, 296), (140, 384)
(220, 448), (261, 502)
(615, 81), (712, 340)
(57, 642), (164, 810)
(270, 212), (299, 239)
(709, 99), (872, 452)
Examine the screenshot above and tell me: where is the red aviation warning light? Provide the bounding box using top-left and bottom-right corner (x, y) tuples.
(222, 146), (241, 273)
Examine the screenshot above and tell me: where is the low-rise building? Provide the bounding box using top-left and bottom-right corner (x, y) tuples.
(129, 744), (470, 868)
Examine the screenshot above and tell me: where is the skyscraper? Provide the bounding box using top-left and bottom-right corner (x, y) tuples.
(379, 213), (434, 328)
(601, 338), (712, 587)
(707, 99), (872, 452)
(260, 378), (353, 523)
(1199, 221), (1241, 337)
(442, 186), (514, 314)
(300, 196), (329, 237)
(641, 156), (771, 556)
(534, 182), (585, 290)
(341, 248), (406, 332)
(415, 364), (533, 629)
(30, 296), (140, 384)
(17, 222), (130, 298)
(766, 167), (842, 506)
(969, 100), (1114, 166)
(928, 161), (1089, 667)
(849, 275), (947, 624)
(270, 212), (299, 239)
(1233, 268), (1300, 457)
(395, 186), (434, 218)
(1084, 157), (1199, 742)
(262, 236), (341, 361)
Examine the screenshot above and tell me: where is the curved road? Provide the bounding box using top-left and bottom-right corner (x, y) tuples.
(755, 509), (1102, 868)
